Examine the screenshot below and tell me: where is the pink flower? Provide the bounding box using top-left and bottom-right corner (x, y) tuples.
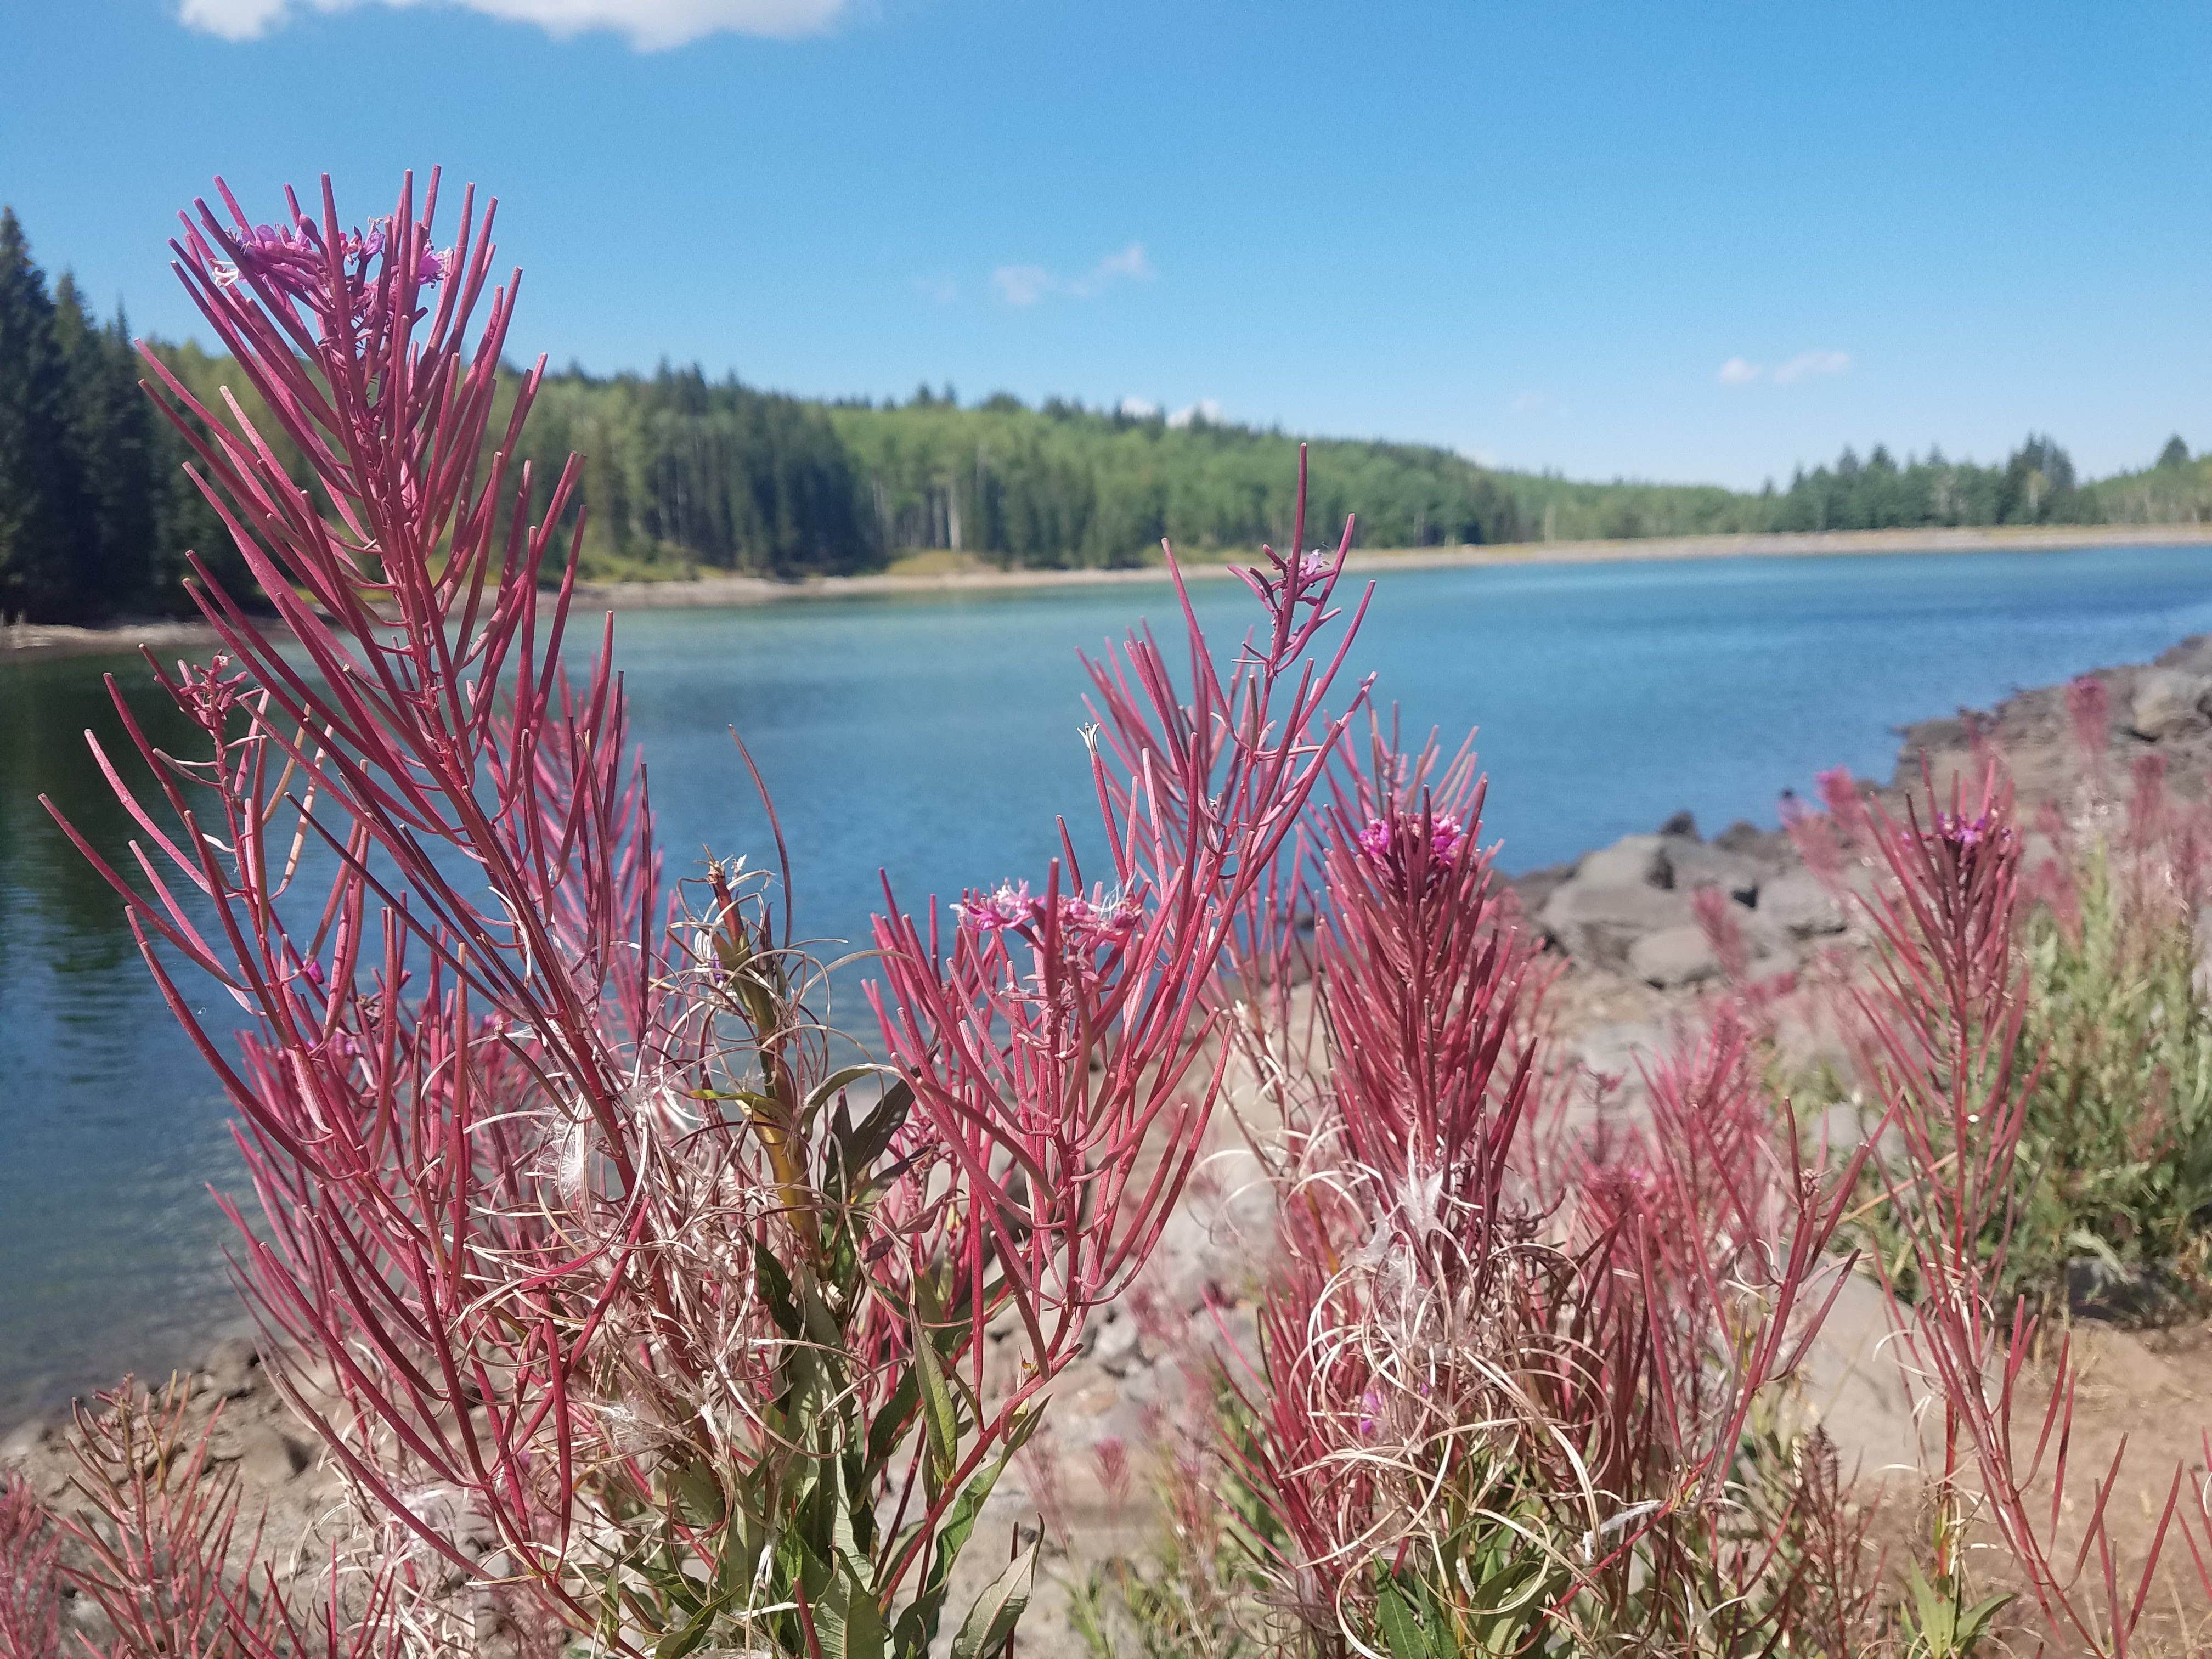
(1353, 810), (1464, 881)
(1059, 886), (1143, 947)
(177, 653), (249, 730)
(953, 881), (1042, 933)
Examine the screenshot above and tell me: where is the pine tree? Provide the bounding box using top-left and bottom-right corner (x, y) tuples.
(53, 274), (157, 617)
(0, 206), (84, 622)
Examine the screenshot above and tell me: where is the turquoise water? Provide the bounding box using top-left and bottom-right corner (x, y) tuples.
(5, 544), (2212, 1420)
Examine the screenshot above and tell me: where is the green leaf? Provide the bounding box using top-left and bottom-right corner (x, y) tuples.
(651, 1579), (741, 1659)
(1374, 1579), (1427, 1659)
(843, 1076), (916, 1173)
(755, 1240), (803, 1338)
(668, 1458), (727, 1528)
(911, 1308), (961, 1485)
(1955, 1592), (2014, 1652)
(949, 1540), (1038, 1659)
(865, 1365), (919, 1475)
(814, 1564), (888, 1659)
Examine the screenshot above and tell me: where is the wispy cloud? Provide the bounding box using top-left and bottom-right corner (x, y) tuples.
(1167, 398), (1221, 428)
(1118, 396), (1160, 419)
(991, 242), (1154, 307)
(177, 0), (847, 49)
(991, 265), (1056, 307)
(913, 274), (960, 306)
(1717, 349), (1850, 387)
(1508, 390), (1559, 416)
(1773, 348), (1850, 385)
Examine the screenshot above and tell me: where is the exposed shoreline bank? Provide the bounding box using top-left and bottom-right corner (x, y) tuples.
(8, 521), (2211, 661)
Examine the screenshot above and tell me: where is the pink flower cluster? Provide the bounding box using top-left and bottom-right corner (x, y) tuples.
(1352, 810), (1465, 874)
(953, 881), (1145, 947)
(217, 213), (451, 297)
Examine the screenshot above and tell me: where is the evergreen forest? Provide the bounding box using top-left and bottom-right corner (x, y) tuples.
(7, 205), (2211, 625)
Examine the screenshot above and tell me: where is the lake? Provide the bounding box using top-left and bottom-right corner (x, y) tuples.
(5, 542), (2212, 1422)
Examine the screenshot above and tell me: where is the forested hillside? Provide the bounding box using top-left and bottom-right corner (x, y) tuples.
(6, 204), (2212, 625)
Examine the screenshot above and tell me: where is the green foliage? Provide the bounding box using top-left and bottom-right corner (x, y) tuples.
(0, 210), (232, 624)
(2004, 844), (2212, 1306)
(1851, 833), (2212, 1319)
(8, 199), (2211, 628)
(1899, 1564), (2011, 1658)
(827, 396), (1530, 568)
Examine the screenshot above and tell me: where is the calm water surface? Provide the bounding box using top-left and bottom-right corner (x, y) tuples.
(6, 544), (2212, 1420)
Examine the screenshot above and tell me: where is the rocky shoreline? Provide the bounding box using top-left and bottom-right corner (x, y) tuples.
(12, 632), (2212, 1652)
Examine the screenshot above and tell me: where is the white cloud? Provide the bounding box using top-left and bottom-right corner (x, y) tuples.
(1508, 390), (1558, 416)
(177, 0), (847, 49)
(1773, 348), (1850, 385)
(991, 242), (1154, 307)
(1717, 350), (1850, 387)
(1118, 396), (1160, 419)
(1166, 398), (1221, 428)
(913, 275), (960, 305)
(991, 264), (1056, 308)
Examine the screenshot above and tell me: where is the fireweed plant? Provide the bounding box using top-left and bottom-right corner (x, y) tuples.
(36, 171), (1373, 1657)
(1096, 751), (2212, 1656)
(1192, 737), (1885, 1657)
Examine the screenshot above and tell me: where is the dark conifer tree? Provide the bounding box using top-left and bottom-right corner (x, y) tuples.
(0, 207), (86, 622)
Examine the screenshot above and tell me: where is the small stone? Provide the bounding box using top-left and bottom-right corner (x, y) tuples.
(202, 1336), (261, 1400)
(217, 1423), (307, 1487)
(2064, 1256), (2176, 1321)
(1712, 819), (1766, 854)
(0, 1417), (51, 1464)
(1802, 1100), (1900, 1170)
(1086, 1308), (1145, 1378)
(1657, 810), (1700, 840)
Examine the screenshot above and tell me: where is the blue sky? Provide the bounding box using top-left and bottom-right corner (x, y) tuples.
(3, 1), (2209, 488)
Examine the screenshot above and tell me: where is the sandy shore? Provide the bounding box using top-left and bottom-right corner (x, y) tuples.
(9, 522), (2211, 659)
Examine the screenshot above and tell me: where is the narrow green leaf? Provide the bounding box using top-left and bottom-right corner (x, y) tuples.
(949, 1540), (1037, 1659)
(1374, 1579), (1426, 1659)
(911, 1310), (960, 1484)
(755, 1240), (803, 1338)
(843, 1076), (916, 1173)
(865, 1366), (919, 1475)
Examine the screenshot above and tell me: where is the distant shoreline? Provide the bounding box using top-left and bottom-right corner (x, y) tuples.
(9, 522), (2212, 659)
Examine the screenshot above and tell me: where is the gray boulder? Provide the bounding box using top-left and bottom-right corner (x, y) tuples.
(1759, 868), (1849, 939)
(1628, 924), (1723, 989)
(1573, 834), (1671, 889)
(2128, 669), (2212, 741)
(1539, 879), (1689, 969)
(201, 1334), (262, 1400)
(1662, 838), (1762, 904)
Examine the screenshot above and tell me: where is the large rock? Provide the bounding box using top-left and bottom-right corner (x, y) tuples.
(1794, 1272), (1931, 1485)
(1758, 868), (1849, 939)
(1539, 879), (1689, 969)
(1662, 839), (1762, 905)
(2128, 669), (2212, 740)
(1573, 834), (1671, 889)
(1628, 924), (1724, 989)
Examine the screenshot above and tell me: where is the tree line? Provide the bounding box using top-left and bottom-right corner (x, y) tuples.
(6, 204), (2212, 626)
(0, 208), (230, 624)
